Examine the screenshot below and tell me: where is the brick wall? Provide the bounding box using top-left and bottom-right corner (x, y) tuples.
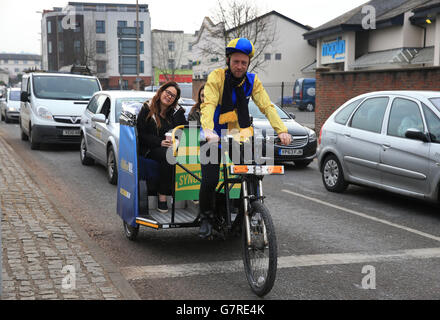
(315, 67), (440, 135)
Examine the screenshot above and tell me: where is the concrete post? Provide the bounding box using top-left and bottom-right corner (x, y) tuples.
(344, 32), (356, 71)
(434, 14), (440, 66)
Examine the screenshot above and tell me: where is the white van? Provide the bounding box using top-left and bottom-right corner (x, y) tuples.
(20, 73), (102, 149)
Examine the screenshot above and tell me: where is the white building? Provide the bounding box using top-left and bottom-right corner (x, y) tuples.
(192, 11), (316, 101)
(151, 29), (196, 84)
(303, 0), (440, 71)
(41, 2), (152, 89)
(0, 54), (41, 79)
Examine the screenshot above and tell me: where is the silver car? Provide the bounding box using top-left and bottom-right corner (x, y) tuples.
(1, 88), (21, 123)
(318, 91), (440, 203)
(80, 91), (156, 184)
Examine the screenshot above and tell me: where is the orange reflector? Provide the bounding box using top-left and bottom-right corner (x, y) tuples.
(268, 166), (283, 174)
(233, 165), (249, 174)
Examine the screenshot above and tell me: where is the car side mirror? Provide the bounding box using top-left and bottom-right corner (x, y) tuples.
(92, 114), (106, 123)
(405, 128), (429, 143)
(289, 113), (296, 119)
(20, 92), (29, 103)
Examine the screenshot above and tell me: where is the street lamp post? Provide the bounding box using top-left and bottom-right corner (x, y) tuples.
(136, 0), (140, 91)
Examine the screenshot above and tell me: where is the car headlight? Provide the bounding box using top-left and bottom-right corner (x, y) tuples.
(7, 106), (17, 112)
(37, 106), (53, 121)
(308, 129), (317, 142)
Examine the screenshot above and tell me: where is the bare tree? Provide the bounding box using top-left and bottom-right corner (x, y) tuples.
(200, 0), (277, 73)
(152, 31), (185, 83)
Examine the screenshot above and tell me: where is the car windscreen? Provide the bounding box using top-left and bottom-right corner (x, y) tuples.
(115, 97), (149, 122)
(429, 98), (440, 113)
(9, 90), (21, 101)
(248, 100), (290, 120)
(33, 76), (100, 101)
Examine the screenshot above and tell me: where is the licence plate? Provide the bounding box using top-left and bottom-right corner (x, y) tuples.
(280, 149), (303, 156)
(63, 129), (80, 136)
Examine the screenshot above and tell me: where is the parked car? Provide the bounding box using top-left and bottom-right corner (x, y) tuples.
(180, 100), (317, 167)
(80, 91), (155, 185)
(318, 91), (440, 203)
(293, 78), (316, 112)
(1, 88), (21, 123)
(249, 100), (317, 167)
(19, 72), (102, 149)
(178, 98), (196, 118)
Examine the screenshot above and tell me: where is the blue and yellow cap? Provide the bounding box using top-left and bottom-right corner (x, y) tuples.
(226, 38), (255, 59)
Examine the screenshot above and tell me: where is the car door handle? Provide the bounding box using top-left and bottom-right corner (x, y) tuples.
(382, 143), (391, 150)
(344, 133), (351, 138)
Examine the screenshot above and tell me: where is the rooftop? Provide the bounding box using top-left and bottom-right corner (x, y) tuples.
(304, 0), (434, 40)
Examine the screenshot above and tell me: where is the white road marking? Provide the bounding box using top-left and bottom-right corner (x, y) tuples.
(282, 189), (440, 243)
(120, 247), (440, 280)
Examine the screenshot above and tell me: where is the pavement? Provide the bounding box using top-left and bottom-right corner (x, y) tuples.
(0, 133), (139, 300)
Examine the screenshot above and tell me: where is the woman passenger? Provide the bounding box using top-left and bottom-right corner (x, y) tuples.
(137, 81), (187, 213)
(188, 84), (205, 125)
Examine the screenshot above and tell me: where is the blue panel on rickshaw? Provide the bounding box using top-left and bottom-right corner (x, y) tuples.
(117, 118), (139, 227)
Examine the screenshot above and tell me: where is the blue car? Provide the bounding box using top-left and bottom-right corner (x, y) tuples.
(293, 78), (316, 112)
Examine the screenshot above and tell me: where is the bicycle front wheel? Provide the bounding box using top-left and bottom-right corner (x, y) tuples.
(242, 201), (277, 297)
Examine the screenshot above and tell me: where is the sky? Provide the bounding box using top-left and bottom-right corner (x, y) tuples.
(0, 0), (368, 54)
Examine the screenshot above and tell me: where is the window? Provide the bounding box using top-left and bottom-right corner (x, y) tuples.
(96, 41), (106, 54)
(140, 61), (144, 74)
(350, 97), (389, 133)
(47, 21), (52, 34)
(264, 53), (271, 61)
(74, 40), (81, 54)
(387, 98), (424, 138)
(48, 41), (52, 54)
(87, 95), (100, 114)
(429, 98), (440, 112)
(168, 59), (175, 70)
(275, 53), (282, 60)
(118, 20), (127, 28)
(118, 40), (143, 55)
(422, 103), (440, 143)
(58, 41), (64, 53)
(96, 61), (107, 73)
(74, 21), (81, 33)
(57, 19), (63, 33)
(188, 43), (192, 51)
(96, 20), (105, 33)
(134, 20), (144, 34)
(168, 41), (175, 52)
(334, 99), (363, 125)
(119, 56), (137, 74)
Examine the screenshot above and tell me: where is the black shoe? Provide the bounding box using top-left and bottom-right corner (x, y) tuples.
(199, 211), (213, 238)
(157, 200), (168, 214)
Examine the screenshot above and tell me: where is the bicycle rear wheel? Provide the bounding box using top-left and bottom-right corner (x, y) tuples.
(242, 201), (277, 297)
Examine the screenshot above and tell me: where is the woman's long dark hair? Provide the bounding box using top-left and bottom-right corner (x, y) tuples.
(146, 81), (181, 130)
(189, 84), (205, 116)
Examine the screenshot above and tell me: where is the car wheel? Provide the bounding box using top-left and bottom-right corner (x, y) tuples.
(1, 112), (5, 121)
(80, 135), (94, 165)
(294, 160), (312, 168)
(322, 154), (348, 193)
(29, 127), (40, 150)
(306, 103), (315, 112)
(107, 146), (118, 185)
(5, 113), (10, 123)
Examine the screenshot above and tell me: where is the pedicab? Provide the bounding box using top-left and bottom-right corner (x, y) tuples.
(116, 103), (285, 297)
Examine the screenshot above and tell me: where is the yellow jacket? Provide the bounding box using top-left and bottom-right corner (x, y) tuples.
(200, 68), (288, 137)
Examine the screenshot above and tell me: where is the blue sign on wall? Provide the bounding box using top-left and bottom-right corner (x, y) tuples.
(322, 37), (346, 60)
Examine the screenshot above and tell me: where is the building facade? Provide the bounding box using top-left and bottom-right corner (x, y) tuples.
(303, 0), (439, 72)
(0, 54), (41, 80)
(151, 30), (196, 85)
(41, 2), (152, 89)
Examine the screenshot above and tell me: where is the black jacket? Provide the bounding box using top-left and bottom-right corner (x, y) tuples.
(137, 103), (187, 157)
